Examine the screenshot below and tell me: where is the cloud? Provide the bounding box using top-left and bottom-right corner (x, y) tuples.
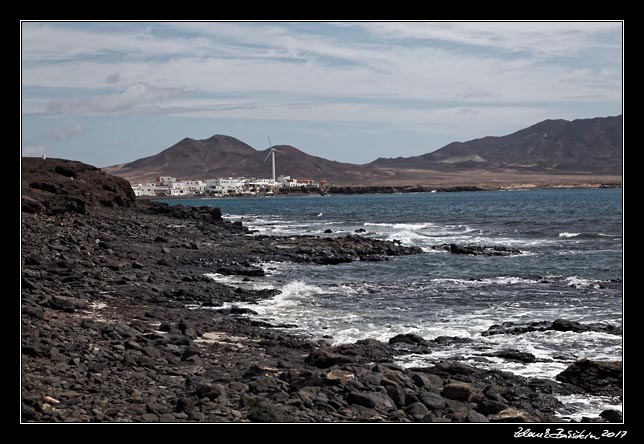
(21, 22), (622, 147)
(336, 22), (622, 58)
(41, 123), (84, 141)
(44, 82), (185, 115)
(105, 73), (119, 84)
(22, 145), (47, 157)
(21, 23), (213, 62)
(455, 108), (478, 115)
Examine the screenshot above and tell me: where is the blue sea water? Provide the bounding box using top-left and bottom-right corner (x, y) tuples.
(159, 188), (623, 418)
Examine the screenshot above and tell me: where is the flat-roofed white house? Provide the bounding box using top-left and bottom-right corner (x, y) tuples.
(158, 176), (177, 185)
(132, 183), (157, 197)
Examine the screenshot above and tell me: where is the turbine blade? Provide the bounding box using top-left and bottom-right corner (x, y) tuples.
(267, 136), (272, 148)
(264, 151), (272, 162)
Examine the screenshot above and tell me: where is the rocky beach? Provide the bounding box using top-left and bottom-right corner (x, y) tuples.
(21, 158), (622, 423)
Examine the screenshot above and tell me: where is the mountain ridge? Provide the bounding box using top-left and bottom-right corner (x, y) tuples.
(369, 115), (622, 175)
(105, 115), (622, 185)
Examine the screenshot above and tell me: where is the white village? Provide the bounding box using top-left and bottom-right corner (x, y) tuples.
(131, 145), (327, 197)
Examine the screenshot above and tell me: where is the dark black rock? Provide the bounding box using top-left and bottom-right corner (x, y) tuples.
(430, 336), (473, 345)
(556, 360), (622, 396)
(247, 400), (287, 422)
(389, 333), (429, 347)
(181, 345), (201, 361)
(158, 322), (172, 332)
(215, 306), (258, 316)
(305, 350), (353, 368)
(216, 266), (265, 277)
(406, 402), (429, 419)
(175, 397), (195, 414)
(433, 243), (521, 256)
(599, 409), (622, 422)
(465, 410), (489, 423)
(476, 398), (508, 415)
(482, 319), (622, 337)
(420, 392), (447, 411)
(346, 392), (395, 410)
(488, 349), (537, 363)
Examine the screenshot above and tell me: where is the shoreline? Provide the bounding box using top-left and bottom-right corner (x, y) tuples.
(20, 159), (622, 423)
(136, 182), (622, 202)
(21, 200), (622, 423)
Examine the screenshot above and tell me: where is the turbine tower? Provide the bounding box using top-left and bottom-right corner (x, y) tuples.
(264, 137), (283, 183)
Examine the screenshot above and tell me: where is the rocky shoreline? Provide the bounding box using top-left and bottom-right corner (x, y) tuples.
(21, 159), (622, 423)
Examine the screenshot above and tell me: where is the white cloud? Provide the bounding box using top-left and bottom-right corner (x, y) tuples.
(105, 73), (120, 84)
(22, 22), (622, 134)
(41, 123), (84, 141)
(22, 145), (47, 157)
(44, 82), (185, 115)
(21, 23), (214, 61)
(336, 22), (622, 58)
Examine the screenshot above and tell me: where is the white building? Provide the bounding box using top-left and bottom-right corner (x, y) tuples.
(249, 178), (276, 187)
(132, 183), (157, 197)
(170, 188), (189, 196)
(158, 176), (177, 185)
(183, 180), (207, 194)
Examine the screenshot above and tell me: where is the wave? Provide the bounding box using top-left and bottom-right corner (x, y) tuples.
(364, 222), (435, 230)
(559, 232), (621, 240)
(250, 280), (325, 311)
(555, 394), (622, 421)
(431, 276), (540, 287)
(564, 276), (603, 289)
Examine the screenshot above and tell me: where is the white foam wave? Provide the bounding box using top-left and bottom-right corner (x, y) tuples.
(565, 276), (601, 289)
(555, 394), (622, 421)
(559, 232), (581, 238)
(248, 280), (325, 313)
(364, 222), (435, 230)
(431, 276), (540, 287)
(205, 273), (277, 292)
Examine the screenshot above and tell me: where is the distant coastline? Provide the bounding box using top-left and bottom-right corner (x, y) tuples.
(139, 181), (622, 201)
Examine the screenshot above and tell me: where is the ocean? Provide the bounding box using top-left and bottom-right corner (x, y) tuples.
(158, 188), (623, 419)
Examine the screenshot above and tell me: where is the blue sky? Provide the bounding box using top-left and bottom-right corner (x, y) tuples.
(21, 21), (622, 167)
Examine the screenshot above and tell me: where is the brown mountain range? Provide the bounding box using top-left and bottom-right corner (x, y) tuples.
(369, 115), (622, 175)
(105, 115), (622, 187)
(105, 135), (393, 185)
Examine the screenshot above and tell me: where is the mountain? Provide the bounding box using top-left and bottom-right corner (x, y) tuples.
(105, 134), (392, 184)
(105, 115), (622, 187)
(369, 115), (622, 175)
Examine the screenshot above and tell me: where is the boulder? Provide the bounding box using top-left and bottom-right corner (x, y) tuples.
(556, 360), (622, 396)
(346, 392), (396, 411)
(325, 369), (355, 385)
(488, 349), (537, 363)
(305, 350), (353, 368)
(442, 382), (473, 402)
(420, 391), (447, 411)
(465, 410), (489, 423)
(405, 402), (429, 419)
(433, 243), (520, 256)
(599, 409), (623, 422)
(490, 408), (534, 423)
(388, 333), (429, 347)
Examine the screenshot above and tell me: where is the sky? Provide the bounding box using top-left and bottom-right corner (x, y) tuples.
(21, 21), (622, 167)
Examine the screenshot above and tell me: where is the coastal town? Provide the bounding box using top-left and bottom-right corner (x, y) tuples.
(132, 175), (328, 197)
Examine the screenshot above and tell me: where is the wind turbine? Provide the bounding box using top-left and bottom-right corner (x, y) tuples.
(264, 137), (283, 183)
